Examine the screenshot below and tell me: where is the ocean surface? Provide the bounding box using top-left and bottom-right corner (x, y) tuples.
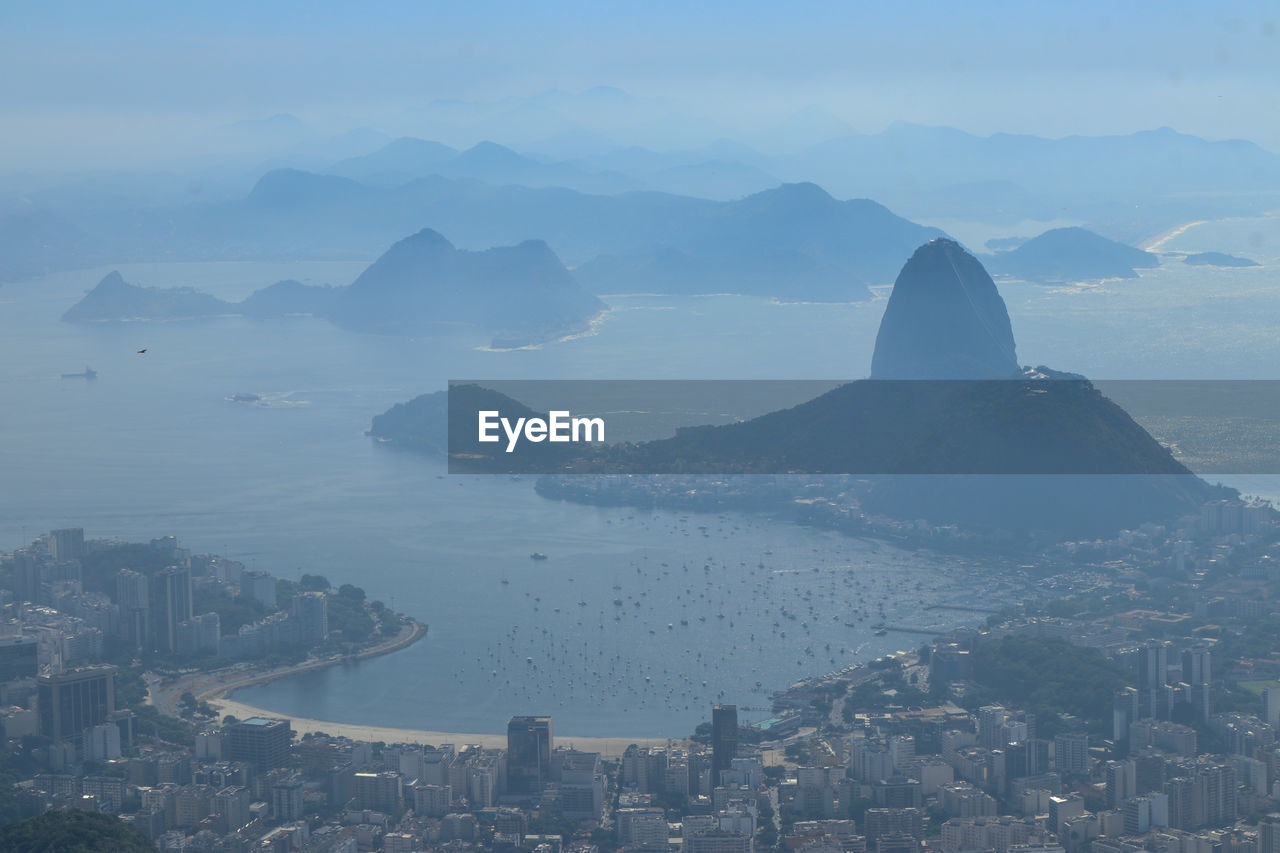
(0, 212), (1276, 737)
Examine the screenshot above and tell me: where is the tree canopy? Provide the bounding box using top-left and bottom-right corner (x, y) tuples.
(0, 810), (154, 851)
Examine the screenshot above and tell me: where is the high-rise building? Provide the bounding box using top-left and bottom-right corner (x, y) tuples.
(272, 776), (304, 821)
(1053, 733), (1089, 776)
(290, 592), (328, 645)
(413, 783), (452, 816)
(116, 569), (150, 650)
(1182, 646), (1211, 686)
(506, 715), (553, 795)
(86, 722), (121, 761)
(214, 785), (251, 833)
(1263, 687), (1280, 730)
(355, 771), (405, 813)
(36, 665), (117, 750)
(177, 612), (221, 657)
(225, 717), (293, 771)
(1259, 814), (1280, 853)
(12, 550), (38, 604)
(148, 566), (192, 654)
(241, 571), (277, 609)
(559, 749), (604, 819)
(0, 635), (38, 684)
(49, 528), (84, 561)
(711, 705), (738, 785)
(1134, 640), (1172, 718)
(1113, 687), (1140, 742)
(1195, 762), (1237, 827)
(1104, 759), (1136, 809)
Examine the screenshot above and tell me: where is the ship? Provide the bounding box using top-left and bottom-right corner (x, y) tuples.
(530, 552), (548, 560)
(61, 366), (97, 379)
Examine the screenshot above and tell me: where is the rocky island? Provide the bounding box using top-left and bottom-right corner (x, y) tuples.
(62, 229), (605, 348)
(986, 225), (1159, 282)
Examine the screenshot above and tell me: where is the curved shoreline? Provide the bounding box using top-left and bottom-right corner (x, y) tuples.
(147, 618), (428, 722)
(179, 618), (669, 756)
(185, 618), (426, 714)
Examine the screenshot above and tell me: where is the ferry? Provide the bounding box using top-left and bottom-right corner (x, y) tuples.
(529, 552), (548, 560)
(61, 366), (97, 379)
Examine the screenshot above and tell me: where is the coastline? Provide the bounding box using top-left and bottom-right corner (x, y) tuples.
(147, 618), (428, 723)
(170, 618), (670, 757)
(208, 692), (671, 756)
(1141, 219), (1206, 252)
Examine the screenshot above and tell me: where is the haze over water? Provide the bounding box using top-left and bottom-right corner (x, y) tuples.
(0, 211), (1276, 736)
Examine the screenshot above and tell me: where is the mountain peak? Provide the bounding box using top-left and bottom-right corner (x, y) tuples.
(766, 181), (834, 203)
(870, 239), (1019, 379)
(95, 270), (128, 290)
(378, 228), (456, 257)
(248, 169), (363, 205)
(457, 141), (525, 163)
(732, 181), (837, 213)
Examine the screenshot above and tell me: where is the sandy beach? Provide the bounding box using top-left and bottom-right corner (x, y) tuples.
(207, 692), (671, 756)
(172, 619), (674, 757)
(1142, 219), (1207, 252)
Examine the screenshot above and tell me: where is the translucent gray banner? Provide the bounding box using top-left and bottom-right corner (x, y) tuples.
(440, 379), (1280, 475)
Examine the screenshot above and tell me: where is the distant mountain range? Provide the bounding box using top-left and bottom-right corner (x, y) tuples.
(0, 202), (99, 283)
(322, 124), (1280, 233)
(331, 136), (782, 201)
(49, 174), (941, 300)
(780, 124), (1280, 235)
(62, 230), (603, 348)
(575, 183), (940, 299)
(9, 120), (1276, 294)
(332, 139), (640, 195)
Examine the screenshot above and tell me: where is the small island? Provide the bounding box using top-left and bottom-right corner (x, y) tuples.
(986, 225), (1159, 282)
(1184, 251), (1259, 267)
(62, 228), (605, 349)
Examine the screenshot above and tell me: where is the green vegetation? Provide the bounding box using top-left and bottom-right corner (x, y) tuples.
(966, 636), (1129, 736)
(111, 666), (196, 747)
(756, 800), (778, 850)
(0, 742), (44, 827)
(326, 589), (374, 643)
(1215, 615), (1280, 662)
(1239, 680), (1280, 696)
(132, 703), (196, 747)
(0, 809), (154, 851)
(529, 814), (583, 838)
(193, 584), (268, 634)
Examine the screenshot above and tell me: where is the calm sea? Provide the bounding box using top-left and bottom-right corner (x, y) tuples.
(1, 211), (1275, 736)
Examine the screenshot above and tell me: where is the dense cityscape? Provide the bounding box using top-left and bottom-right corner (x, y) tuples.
(2, 492), (1280, 852)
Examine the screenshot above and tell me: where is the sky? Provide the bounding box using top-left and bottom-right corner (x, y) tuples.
(1, 0), (1278, 172)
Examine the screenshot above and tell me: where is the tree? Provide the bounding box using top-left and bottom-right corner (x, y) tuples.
(0, 810), (154, 851)
(300, 574), (331, 591)
(968, 636), (1129, 736)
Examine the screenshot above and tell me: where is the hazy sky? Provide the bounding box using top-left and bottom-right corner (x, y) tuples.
(2, 0), (1278, 172)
